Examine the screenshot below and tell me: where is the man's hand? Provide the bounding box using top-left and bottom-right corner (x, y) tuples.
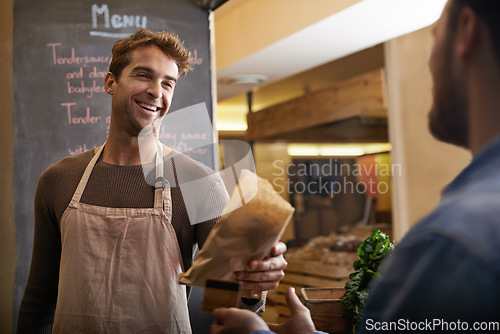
(211, 307), (269, 334)
(267, 287), (317, 334)
(234, 242), (287, 293)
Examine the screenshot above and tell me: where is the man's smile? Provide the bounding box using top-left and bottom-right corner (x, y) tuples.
(136, 100), (162, 112)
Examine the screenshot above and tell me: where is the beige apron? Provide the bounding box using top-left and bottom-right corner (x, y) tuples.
(53, 144), (191, 333)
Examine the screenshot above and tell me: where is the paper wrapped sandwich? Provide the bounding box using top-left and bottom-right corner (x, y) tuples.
(178, 169), (294, 290)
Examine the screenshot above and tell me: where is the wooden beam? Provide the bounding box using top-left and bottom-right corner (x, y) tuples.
(255, 116), (388, 143)
(247, 68), (387, 140)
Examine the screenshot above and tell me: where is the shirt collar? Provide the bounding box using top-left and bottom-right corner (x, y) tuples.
(443, 135), (500, 196)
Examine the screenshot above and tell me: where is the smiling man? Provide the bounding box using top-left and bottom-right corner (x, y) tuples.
(17, 29), (287, 334)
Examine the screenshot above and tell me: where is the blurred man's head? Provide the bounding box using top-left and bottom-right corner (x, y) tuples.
(428, 0), (500, 149)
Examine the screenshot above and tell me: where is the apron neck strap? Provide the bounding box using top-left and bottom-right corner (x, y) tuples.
(70, 144), (105, 204)
(70, 142), (166, 210)
(154, 141), (166, 210)
(154, 141), (164, 189)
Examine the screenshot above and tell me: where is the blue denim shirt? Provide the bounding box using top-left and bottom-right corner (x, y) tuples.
(360, 137), (500, 332)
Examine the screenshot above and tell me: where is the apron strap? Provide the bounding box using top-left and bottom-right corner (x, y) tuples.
(159, 156), (177, 216)
(154, 141), (164, 189)
(70, 144), (105, 204)
(71, 141), (167, 211)
(154, 142), (166, 210)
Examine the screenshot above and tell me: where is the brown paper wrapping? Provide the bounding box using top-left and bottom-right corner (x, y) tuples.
(178, 169), (294, 288)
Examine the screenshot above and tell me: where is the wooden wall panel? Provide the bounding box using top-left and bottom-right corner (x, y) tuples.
(247, 69), (387, 140)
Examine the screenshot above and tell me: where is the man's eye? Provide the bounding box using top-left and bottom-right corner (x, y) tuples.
(137, 73), (148, 78)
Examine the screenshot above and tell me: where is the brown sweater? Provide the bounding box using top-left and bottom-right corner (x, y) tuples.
(17, 149), (231, 333)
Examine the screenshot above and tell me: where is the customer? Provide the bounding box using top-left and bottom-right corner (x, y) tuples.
(210, 0), (500, 332)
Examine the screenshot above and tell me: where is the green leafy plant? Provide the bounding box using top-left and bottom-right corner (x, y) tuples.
(342, 230), (394, 333)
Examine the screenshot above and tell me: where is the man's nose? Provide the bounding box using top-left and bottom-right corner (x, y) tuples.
(147, 81), (162, 100)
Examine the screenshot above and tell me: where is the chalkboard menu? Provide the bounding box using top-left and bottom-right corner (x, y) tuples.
(13, 0), (214, 326)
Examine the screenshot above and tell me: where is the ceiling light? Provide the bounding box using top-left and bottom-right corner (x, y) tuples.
(220, 74), (268, 86)
(287, 143), (392, 157)
(216, 123), (248, 131)
(363, 143), (393, 155)
(320, 146), (365, 157)
(287, 145), (320, 157)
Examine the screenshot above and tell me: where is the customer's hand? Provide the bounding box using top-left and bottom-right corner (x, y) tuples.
(211, 287), (317, 334)
(211, 307), (269, 334)
(267, 287), (317, 334)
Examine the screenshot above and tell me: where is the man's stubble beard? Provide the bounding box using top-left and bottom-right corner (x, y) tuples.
(428, 44), (469, 149)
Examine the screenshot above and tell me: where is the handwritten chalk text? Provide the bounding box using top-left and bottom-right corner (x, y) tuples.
(67, 80), (105, 99)
(47, 43), (110, 65)
(69, 143), (97, 156)
(61, 102), (102, 125)
(92, 4), (147, 30)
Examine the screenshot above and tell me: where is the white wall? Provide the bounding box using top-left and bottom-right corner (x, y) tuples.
(385, 26), (471, 241)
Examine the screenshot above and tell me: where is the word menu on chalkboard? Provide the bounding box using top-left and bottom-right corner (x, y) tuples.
(13, 0), (214, 326)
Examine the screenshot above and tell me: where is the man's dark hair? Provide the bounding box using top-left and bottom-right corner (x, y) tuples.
(448, 0), (500, 62)
(109, 28), (193, 81)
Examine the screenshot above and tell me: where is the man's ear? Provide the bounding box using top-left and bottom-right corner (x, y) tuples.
(104, 72), (116, 95)
(456, 7), (481, 61)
